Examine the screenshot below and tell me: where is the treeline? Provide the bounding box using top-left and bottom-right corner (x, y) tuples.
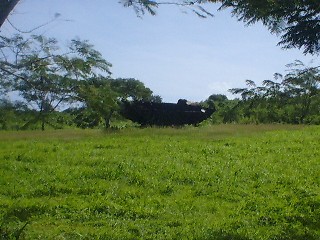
(0, 34), (161, 130)
(0, 34), (319, 130)
(204, 61), (320, 125)
(0, 78), (161, 130)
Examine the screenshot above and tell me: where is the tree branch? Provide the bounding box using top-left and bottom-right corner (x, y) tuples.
(0, 0), (20, 28)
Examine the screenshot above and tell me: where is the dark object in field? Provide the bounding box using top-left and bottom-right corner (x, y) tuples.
(121, 99), (215, 126)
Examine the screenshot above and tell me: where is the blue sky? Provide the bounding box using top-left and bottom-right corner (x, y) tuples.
(2, 0), (318, 102)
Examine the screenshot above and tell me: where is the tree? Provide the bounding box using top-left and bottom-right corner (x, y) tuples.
(203, 94), (240, 123)
(0, 98), (15, 129)
(281, 61), (320, 123)
(1, 1), (319, 54)
(216, 0), (320, 54)
(0, 34), (112, 130)
(109, 78), (154, 101)
(229, 61), (320, 124)
(122, 0), (320, 54)
(74, 77), (118, 129)
(74, 77), (155, 129)
(205, 94), (227, 108)
(0, 0), (20, 28)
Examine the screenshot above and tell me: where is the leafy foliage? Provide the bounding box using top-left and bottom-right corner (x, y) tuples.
(73, 77), (156, 129)
(203, 94), (239, 123)
(0, 34), (112, 130)
(0, 1), (319, 53)
(120, 0), (159, 16)
(122, 0), (320, 54)
(216, 0), (320, 54)
(229, 61), (320, 124)
(0, 34), (159, 130)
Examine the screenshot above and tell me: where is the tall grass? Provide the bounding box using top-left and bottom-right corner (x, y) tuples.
(0, 125), (319, 239)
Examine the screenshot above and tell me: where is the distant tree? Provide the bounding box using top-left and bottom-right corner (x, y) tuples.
(0, 34), (112, 130)
(150, 94), (162, 103)
(281, 61), (320, 123)
(0, 98), (30, 129)
(74, 77), (156, 129)
(203, 94), (239, 123)
(74, 77), (118, 129)
(0, 98), (15, 129)
(205, 94), (227, 109)
(229, 61), (320, 124)
(230, 79), (282, 123)
(207, 94), (228, 102)
(109, 78), (154, 102)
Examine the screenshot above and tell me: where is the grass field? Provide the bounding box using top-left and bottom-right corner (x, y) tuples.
(0, 124), (319, 239)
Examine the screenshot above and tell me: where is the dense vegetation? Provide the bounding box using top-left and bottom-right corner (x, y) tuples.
(206, 61), (320, 125)
(0, 125), (319, 239)
(0, 34), (160, 130)
(0, 33), (318, 130)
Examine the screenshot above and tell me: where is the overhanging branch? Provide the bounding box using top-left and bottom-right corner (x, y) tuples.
(0, 0), (20, 28)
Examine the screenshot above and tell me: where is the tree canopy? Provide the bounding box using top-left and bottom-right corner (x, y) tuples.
(217, 0), (320, 54)
(0, 34), (112, 130)
(0, 33), (159, 130)
(74, 77), (156, 129)
(0, 0), (19, 28)
(229, 61), (320, 123)
(121, 0), (320, 54)
(1, 1), (319, 54)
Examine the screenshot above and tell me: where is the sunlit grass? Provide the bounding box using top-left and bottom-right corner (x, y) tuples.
(0, 124), (304, 141)
(0, 124), (319, 239)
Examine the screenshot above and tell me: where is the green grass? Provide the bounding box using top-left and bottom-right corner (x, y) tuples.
(0, 124), (319, 239)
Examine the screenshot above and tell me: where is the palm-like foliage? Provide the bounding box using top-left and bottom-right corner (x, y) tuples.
(0, 34), (112, 130)
(229, 61), (320, 124)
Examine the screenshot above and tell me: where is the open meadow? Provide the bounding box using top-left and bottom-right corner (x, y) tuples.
(0, 124), (319, 239)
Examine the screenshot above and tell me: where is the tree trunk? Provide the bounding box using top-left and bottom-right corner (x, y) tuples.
(104, 110), (114, 129)
(300, 94), (312, 123)
(41, 118), (45, 131)
(0, 0), (20, 28)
